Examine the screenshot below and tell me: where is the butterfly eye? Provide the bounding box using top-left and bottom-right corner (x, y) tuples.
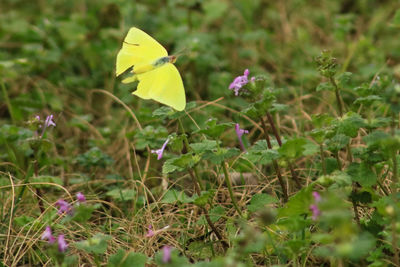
(169, 56), (177, 63)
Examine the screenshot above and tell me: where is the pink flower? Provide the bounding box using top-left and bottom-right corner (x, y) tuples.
(312, 191), (321, 203)
(55, 199), (73, 215)
(151, 138), (169, 160)
(41, 226), (56, 244)
(57, 234), (68, 252)
(235, 123), (249, 151)
(146, 225), (155, 237)
(44, 115), (56, 128)
(229, 69), (254, 96)
(309, 204), (321, 221)
(162, 245), (172, 263)
(76, 192), (86, 203)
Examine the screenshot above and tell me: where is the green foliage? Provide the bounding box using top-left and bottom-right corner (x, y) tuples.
(75, 233), (112, 254)
(2, 0), (400, 266)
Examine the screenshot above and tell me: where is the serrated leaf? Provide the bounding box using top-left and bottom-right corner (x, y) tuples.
(347, 162), (377, 187)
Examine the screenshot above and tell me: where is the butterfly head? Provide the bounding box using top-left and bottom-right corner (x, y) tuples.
(168, 55), (177, 63)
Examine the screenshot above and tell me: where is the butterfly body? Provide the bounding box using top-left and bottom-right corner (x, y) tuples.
(116, 27), (186, 111)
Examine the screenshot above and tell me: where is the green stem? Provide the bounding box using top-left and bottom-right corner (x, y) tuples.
(329, 76), (344, 117)
(320, 144), (327, 175)
(178, 118), (204, 190)
(178, 118), (227, 247)
(260, 118), (288, 202)
(221, 161), (242, 216)
(266, 113), (301, 187)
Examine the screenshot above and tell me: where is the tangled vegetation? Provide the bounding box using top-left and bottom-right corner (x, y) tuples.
(1, 0), (400, 266)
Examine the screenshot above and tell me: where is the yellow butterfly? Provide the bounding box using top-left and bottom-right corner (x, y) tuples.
(116, 27), (186, 111)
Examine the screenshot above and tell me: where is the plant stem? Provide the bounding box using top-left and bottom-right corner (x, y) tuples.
(221, 161), (243, 216)
(260, 118), (288, 202)
(178, 118), (204, 190)
(34, 159), (45, 214)
(188, 169), (228, 249)
(320, 144), (327, 175)
(266, 112), (301, 188)
(178, 118), (227, 247)
(329, 77), (344, 117)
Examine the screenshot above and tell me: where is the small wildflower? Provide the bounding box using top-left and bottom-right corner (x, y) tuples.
(162, 245), (172, 263)
(55, 199), (72, 215)
(41, 226), (56, 244)
(229, 69), (255, 96)
(151, 138), (169, 160)
(145, 225), (155, 237)
(76, 192), (86, 203)
(312, 191), (321, 203)
(44, 115), (56, 128)
(57, 234), (68, 252)
(235, 123), (249, 151)
(309, 204), (321, 221)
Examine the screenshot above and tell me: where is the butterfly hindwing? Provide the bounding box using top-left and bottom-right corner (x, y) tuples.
(133, 63), (186, 111)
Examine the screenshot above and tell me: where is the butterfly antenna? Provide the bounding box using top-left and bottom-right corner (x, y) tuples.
(173, 46), (189, 57)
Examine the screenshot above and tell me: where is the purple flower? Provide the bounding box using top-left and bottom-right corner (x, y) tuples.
(309, 204), (321, 221)
(145, 225), (155, 237)
(44, 115), (56, 128)
(76, 192), (86, 203)
(151, 138), (169, 160)
(229, 69), (255, 96)
(57, 234), (68, 252)
(55, 199), (73, 215)
(162, 245), (172, 263)
(312, 191), (321, 203)
(38, 114), (56, 138)
(41, 226), (56, 244)
(235, 123), (249, 151)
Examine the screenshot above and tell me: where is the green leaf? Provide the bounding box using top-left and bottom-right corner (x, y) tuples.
(347, 162), (377, 187)
(190, 140), (218, 153)
(316, 82), (335, 92)
(71, 204), (95, 223)
(335, 112), (366, 138)
(278, 137), (308, 159)
(326, 134), (350, 152)
(202, 147), (240, 164)
(194, 190), (216, 207)
(337, 72), (352, 88)
(247, 193), (278, 212)
(74, 233), (111, 254)
(278, 186), (313, 218)
(106, 188), (136, 201)
(161, 189), (194, 204)
(209, 205), (225, 222)
(196, 119), (234, 138)
(162, 153), (200, 174)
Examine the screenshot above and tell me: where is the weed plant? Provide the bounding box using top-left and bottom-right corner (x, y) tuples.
(1, 0), (400, 266)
